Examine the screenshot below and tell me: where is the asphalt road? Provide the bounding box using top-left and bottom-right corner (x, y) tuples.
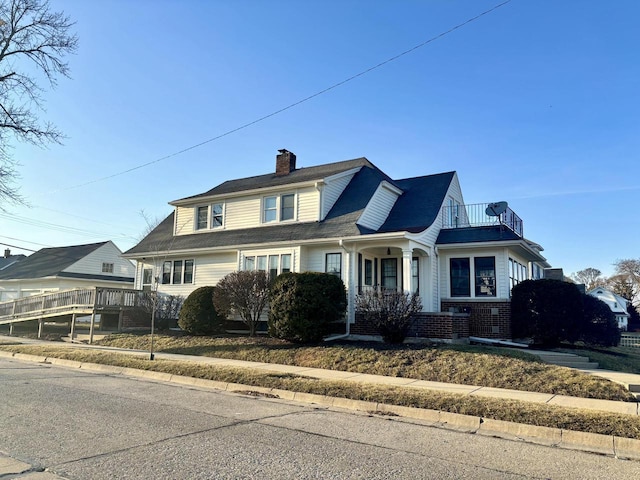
(1, 356), (639, 479)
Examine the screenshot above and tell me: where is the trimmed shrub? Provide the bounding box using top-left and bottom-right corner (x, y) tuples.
(268, 272), (347, 343)
(178, 286), (224, 335)
(581, 295), (620, 347)
(511, 279), (583, 347)
(355, 289), (422, 344)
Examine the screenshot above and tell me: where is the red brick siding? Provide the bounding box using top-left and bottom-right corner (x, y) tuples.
(352, 312), (469, 340)
(441, 300), (511, 339)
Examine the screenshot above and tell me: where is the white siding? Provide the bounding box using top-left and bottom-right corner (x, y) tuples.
(357, 183), (400, 231)
(296, 186), (318, 222)
(439, 248), (510, 300)
(64, 242), (136, 280)
(175, 206), (194, 235)
(153, 252), (238, 298)
(224, 196), (261, 229)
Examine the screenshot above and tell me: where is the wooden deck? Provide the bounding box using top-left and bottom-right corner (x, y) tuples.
(0, 287), (147, 343)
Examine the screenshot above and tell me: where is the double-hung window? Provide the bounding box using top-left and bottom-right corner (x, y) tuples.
(211, 203), (224, 228)
(450, 258), (470, 297)
(263, 194), (295, 223)
(325, 253), (342, 278)
(196, 206), (209, 230)
(102, 262), (114, 273)
(474, 257), (496, 297)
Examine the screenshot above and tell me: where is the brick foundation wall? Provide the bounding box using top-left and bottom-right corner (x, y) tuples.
(441, 300), (511, 339)
(352, 312), (469, 340)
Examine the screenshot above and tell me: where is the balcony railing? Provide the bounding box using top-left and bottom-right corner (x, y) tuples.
(441, 202), (523, 237)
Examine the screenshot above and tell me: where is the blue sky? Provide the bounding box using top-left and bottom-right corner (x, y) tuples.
(1, 0), (638, 278)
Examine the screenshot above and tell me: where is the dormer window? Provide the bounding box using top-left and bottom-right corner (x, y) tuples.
(263, 194), (295, 223)
(196, 206), (208, 230)
(195, 203), (224, 230)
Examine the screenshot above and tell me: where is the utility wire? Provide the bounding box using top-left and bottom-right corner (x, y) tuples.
(45, 0), (512, 195)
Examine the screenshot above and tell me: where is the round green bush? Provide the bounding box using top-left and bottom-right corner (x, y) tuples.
(178, 286), (225, 335)
(268, 272), (347, 343)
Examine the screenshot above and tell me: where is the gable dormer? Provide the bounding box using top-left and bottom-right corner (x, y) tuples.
(357, 180), (404, 231)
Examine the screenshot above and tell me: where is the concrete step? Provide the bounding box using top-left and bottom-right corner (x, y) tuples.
(547, 361), (600, 369)
(533, 352), (599, 370)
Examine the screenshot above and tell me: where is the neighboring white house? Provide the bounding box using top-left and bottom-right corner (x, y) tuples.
(124, 150), (550, 340)
(0, 241), (136, 301)
(588, 287), (630, 331)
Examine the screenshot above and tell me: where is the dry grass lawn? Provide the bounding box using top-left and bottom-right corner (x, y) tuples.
(93, 333), (637, 402)
(1, 343), (639, 440)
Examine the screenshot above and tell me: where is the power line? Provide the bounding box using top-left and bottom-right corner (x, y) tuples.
(45, 0), (512, 195)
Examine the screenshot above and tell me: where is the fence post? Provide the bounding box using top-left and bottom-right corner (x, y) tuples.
(89, 287), (98, 345)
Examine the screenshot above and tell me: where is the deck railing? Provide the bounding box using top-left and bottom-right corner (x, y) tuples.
(441, 202), (523, 237)
(0, 287), (145, 323)
(620, 333), (640, 348)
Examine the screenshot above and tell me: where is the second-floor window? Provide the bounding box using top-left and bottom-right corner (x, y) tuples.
(102, 262), (114, 273)
(196, 203), (224, 230)
(263, 194), (295, 223)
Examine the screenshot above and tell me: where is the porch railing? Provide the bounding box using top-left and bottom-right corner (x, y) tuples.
(620, 333), (640, 348)
(0, 287), (145, 324)
(441, 202), (523, 237)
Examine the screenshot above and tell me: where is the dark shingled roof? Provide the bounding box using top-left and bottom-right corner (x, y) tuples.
(125, 160), (455, 256)
(0, 254), (26, 271)
(0, 242), (130, 281)
(436, 226), (522, 245)
(379, 172), (455, 233)
(175, 157), (381, 202)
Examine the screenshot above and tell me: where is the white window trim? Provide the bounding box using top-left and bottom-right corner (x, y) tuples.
(194, 203), (225, 231)
(261, 193), (297, 224)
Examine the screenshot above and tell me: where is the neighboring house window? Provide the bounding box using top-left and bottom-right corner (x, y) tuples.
(162, 259), (194, 284)
(263, 194), (296, 223)
(257, 255), (267, 272)
(326, 253), (342, 277)
(450, 258), (470, 297)
(381, 258), (397, 289)
(102, 262), (114, 273)
(196, 206), (209, 230)
(268, 255), (279, 279)
(475, 257), (496, 297)
(212, 203), (224, 228)
(412, 257), (419, 294)
(281, 254), (291, 273)
(244, 256), (255, 271)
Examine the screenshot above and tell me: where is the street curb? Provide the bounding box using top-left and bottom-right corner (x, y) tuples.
(1, 350), (639, 461)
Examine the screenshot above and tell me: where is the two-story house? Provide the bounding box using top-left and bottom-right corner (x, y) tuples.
(125, 150), (550, 340)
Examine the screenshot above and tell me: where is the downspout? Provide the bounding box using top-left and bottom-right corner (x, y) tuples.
(324, 238), (352, 342)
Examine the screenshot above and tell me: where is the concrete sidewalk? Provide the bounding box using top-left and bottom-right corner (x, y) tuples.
(1, 334), (639, 416)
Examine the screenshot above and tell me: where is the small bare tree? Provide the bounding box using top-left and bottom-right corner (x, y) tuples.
(0, 0), (78, 207)
(355, 289), (422, 344)
(213, 270), (269, 336)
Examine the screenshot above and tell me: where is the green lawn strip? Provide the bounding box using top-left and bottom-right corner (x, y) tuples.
(1, 344), (639, 440)
(95, 334), (636, 402)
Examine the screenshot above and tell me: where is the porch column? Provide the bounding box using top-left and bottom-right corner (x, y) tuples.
(346, 247), (358, 324)
(402, 248), (413, 293)
(37, 319), (43, 339)
(9, 322), (13, 335)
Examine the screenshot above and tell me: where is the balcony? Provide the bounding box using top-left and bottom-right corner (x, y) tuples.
(441, 202), (523, 237)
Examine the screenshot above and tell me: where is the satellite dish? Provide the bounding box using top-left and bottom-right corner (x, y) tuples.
(486, 201), (508, 217)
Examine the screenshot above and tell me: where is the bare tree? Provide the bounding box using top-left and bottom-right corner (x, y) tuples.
(613, 259), (640, 304)
(213, 270), (270, 336)
(571, 267), (606, 291)
(0, 0), (78, 208)
(355, 289), (422, 344)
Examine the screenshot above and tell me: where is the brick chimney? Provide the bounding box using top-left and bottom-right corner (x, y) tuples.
(276, 149), (296, 176)
(4, 248), (10, 258)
